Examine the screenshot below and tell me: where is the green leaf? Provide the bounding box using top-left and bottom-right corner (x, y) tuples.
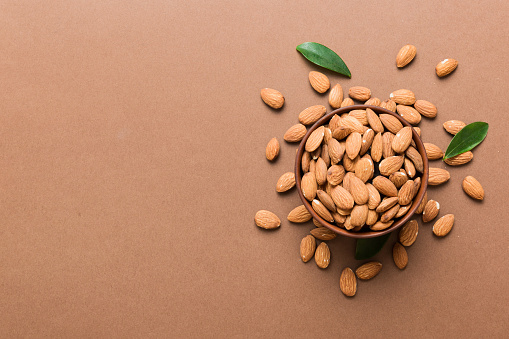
(443, 122), (489, 160)
(355, 233), (391, 260)
(296, 42), (351, 78)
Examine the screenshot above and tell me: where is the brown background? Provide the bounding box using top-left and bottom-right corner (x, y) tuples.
(1, 0), (508, 337)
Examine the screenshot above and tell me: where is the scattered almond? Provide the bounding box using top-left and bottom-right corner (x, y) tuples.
(390, 89), (416, 105)
(436, 59), (458, 77)
(284, 124), (307, 142)
(443, 120), (466, 135)
(396, 45), (417, 68)
(393, 242), (408, 269)
(356, 262), (382, 280)
(424, 143), (444, 160)
(340, 267), (357, 297)
(287, 205), (312, 223)
(398, 220), (418, 246)
(276, 172), (295, 192)
(380, 99), (397, 112)
(300, 235), (316, 262)
(462, 176), (484, 200)
(309, 71), (330, 93)
(299, 105), (327, 126)
(341, 98), (355, 107)
(349, 86), (371, 101)
(315, 242), (331, 268)
(444, 151), (473, 166)
(311, 227), (337, 241)
(265, 137), (280, 161)
(255, 210), (281, 229)
(260, 88), (284, 109)
(414, 100), (437, 118)
(365, 97), (381, 106)
(396, 105), (421, 125)
(428, 168), (450, 186)
(422, 200), (440, 223)
(433, 214), (454, 236)
(328, 84), (344, 108)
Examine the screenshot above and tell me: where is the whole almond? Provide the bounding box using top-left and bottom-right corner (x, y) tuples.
(341, 98), (355, 107)
(346, 132), (362, 160)
(424, 143), (444, 160)
(444, 151), (473, 166)
(382, 132), (396, 159)
(392, 127), (413, 153)
(395, 204), (411, 218)
(414, 100), (437, 118)
(349, 86), (371, 101)
(365, 108), (384, 134)
(379, 156), (405, 176)
(340, 267), (357, 297)
(328, 138), (345, 164)
(315, 158), (328, 186)
(396, 44), (417, 68)
(299, 105), (327, 125)
(380, 99), (397, 112)
(373, 176), (398, 197)
(301, 172), (318, 201)
(428, 168), (450, 186)
(381, 204), (400, 222)
(331, 185), (355, 210)
(260, 88), (284, 109)
(380, 114), (403, 134)
(328, 84), (344, 108)
(284, 124), (307, 142)
(390, 170), (409, 188)
(329, 114), (341, 131)
(300, 235), (316, 262)
(311, 227), (337, 241)
(390, 89), (416, 105)
(349, 110), (368, 125)
(254, 210), (281, 229)
(316, 190), (336, 212)
(462, 176), (484, 200)
(355, 158), (372, 183)
(436, 58), (458, 77)
(305, 126), (325, 152)
(356, 262), (382, 280)
(265, 137), (280, 161)
(276, 172), (296, 192)
(327, 164), (345, 185)
(370, 220), (394, 231)
(415, 191), (428, 214)
(443, 120), (466, 135)
(396, 105), (421, 125)
(315, 242), (331, 268)
(309, 71), (330, 93)
(312, 199), (335, 222)
(404, 158), (416, 178)
(350, 204), (369, 227)
(365, 97), (381, 106)
(344, 154), (359, 173)
(332, 212), (346, 225)
(287, 205), (312, 223)
(321, 144), (330, 167)
(433, 214), (454, 236)
(360, 129), (375, 156)
(371, 132), (383, 162)
(332, 126), (353, 140)
(347, 175), (370, 205)
(405, 146), (424, 173)
(398, 179), (417, 206)
(422, 199), (440, 223)
(375, 196), (399, 213)
(340, 116), (365, 134)
(301, 151), (311, 172)
(398, 220), (418, 246)
(366, 209), (378, 225)
(393, 242), (408, 269)
(366, 183), (381, 209)
(324, 127), (332, 143)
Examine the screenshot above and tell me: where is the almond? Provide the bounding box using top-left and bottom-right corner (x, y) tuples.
(390, 89), (416, 105)
(372, 176), (398, 197)
(422, 199), (440, 223)
(299, 105), (327, 125)
(327, 164), (345, 186)
(382, 132), (396, 159)
(315, 157), (328, 186)
(380, 99), (397, 112)
(332, 211), (346, 224)
(332, 126), (352, 140)
(365, 97), (381, 106)
(366, 183), (381, 209)
(415, 191), (428, 214)
(393, 242), (408, 269)
(329, 114), (341, 131)
(398, 220), (418, 246)
(331, 185), (355, 210)
(370, 220), (394, 231)
(391, 127), (413, 153)
(347, 175), (370, 205)
(349, 110), (368, 125)
(260, 88), (284, 109)
(443, 120), (466, 135)
(360, 129), (375, 156)
(395, 204), (410, 218)
(414, 100), (437, 118)
(284, 124), (307, 142)
(312, 199), (334, 222)
(364, 108), (384, 134)
(428, 167), (450, 186)
(301, 151), (311, 172)
(345, 132), (362, 160)
(311, 227), (337, 241)
(396, 44), (417, 68)
(343, 155), (358, 173)
(287, 205), (312, 223)
(366, 209), (378, 225)
(328, 84), (344, 108)
(339, 116), (365, 134)
(462, 176), (484, 200)
(309, 159), (316, 174)
(404, 158), (416, 178)
(340, 267), (357, 297)
(444, 151), (473, 166)
(305, 126), (325, 152)
(379, 156), (405, 176)
(381, 204), (400, 222)
(316, 190), (336, 212)
(380, 114), (403, 134)
(276, 172), (295, 192)
(309, 71), (330, 93)
(356, 262), (382, 280)
(300, 235), (316, 262)
(341, 98), (355, 108)
(398, 179), (417, 206)
(405, 146), (424, 173)
(354, 158), (372, 183)
(254, 210), (281, 229)
(375, 197), (399, 213)
(328, 138), (345, 164)
(369, 132), (382, 162)
(424, 143), (444, 160)
(321, 144), (330, 167)
(324, 127), (332, 143)
(432, 214), (454, 236)
(436, 59), (458, 77)
(396, 105), (421, 125)
(350, 204), (369, 227)
(265, 137), (280, 161)
(336, 206), (353, 216)
(315, 242), (331, 268)
(390, 170), (409, 188)
(349, 86), (371, 101)
(301, 172), (318, 201)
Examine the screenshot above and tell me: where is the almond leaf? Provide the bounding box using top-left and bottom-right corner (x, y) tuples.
(296, 42), (351, 78)
(443, 122), (489, 160)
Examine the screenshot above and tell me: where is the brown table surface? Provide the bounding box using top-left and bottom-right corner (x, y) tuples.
(1, 1), (508, 337)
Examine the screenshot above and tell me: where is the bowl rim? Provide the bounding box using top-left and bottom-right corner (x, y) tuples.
(294, 104), (429, 239)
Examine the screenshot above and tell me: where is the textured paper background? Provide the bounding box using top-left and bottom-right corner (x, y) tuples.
(1, 1), (508, 337)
